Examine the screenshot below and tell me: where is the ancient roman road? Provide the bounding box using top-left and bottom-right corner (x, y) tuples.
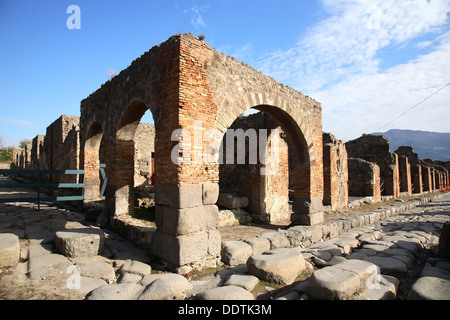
(0, 185), (449, 300)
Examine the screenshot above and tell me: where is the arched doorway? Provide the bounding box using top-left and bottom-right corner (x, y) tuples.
(108, 99), (156, 218)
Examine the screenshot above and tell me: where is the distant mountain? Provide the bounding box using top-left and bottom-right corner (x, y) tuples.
(371, 129), (450, 162)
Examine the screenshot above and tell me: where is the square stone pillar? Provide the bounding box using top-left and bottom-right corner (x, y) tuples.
(152, 183), (221, 268)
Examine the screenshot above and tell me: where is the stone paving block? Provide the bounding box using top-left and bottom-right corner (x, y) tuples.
(408, 276), (450, 300)
(221, 241), (253, 266)
(76, 261), (116, 282)
(78, 276), (108, 295)
(355, 274), (399, 300)
(243, 237), (271, 255)
(119, 260), (152, 277)
(86, 283), (144, 300)
(0, 233), (20, 268)
(363, 256), (408, 273)
(247, 248), (305, 285)
(138, 274), (193, 300)
(28, 253), (69, 271)
(54, 228), (105, 258)
(224, 274), (259, 291)
(306, 266), (361, 299)
(118, 272), (143, 284)
(333, 259), (379, 285)
(259, 232), (290, 249)
(196, 285), (254, 300)
(28, 243), (54, 258)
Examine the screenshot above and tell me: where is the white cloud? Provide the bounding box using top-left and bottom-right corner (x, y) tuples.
(190, 5), (209, 29)
(315, 31), (450, 141)
(5, 118), (37, 129)
(415, 40), (433, 49)
(255, 0), (450, 141)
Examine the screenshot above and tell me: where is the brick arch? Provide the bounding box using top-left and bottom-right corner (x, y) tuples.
(85, 121), (104, 150)
(116, 99), (151, 142)
(205, 49), (324, 225)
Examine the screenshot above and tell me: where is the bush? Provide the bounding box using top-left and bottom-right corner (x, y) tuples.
(0, 148), (13, 162)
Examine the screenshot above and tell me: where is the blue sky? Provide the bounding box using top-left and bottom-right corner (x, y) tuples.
(0, 0), (449, 147)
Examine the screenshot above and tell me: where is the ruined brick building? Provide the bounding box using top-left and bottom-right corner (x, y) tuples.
(79, 33), (324, 268)
(11, 34), (449, 271)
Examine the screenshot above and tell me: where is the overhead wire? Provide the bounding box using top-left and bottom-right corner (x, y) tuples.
(373, 82), (450, 133)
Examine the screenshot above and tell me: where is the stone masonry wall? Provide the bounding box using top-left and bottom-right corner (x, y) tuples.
(323, 133), (348, 210)
(347, 158), (381, 201)
(346, 134), (399, 198)
(395, 146), (422, 194)
(42, 115), (80, 183)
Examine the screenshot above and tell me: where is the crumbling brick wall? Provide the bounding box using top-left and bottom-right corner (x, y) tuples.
(11, 147), (23, 169)
(395, 146), (422, 194)
(323, 132), (348, 210)
(42, 115), (80, 183)
(422, 158), (448, 191)
(346, 134), (399, 198)
(347, 158), (381, 201)
(31, 135), (45, 170)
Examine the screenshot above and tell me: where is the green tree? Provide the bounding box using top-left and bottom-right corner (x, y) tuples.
(19, 138), (32, 148)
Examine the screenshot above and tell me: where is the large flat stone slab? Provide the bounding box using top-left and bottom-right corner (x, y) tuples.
(138, 273), (193, 300)
(76, 261), (116, 282)
(119, 260), (152, 277)
(363, 256), (408, 273)
(408, 276), (450, 300)
(356, 275), (399, 300)
(224, 274), (259, 291)
(196, 285), (254, 300)
(247, 248), (305, 285)
(221, 241), (253, 266)
(54, 228), (105, 258)
(86, 283), (144, 300)
(306, 265), (361, 299)
(28, 253), (69, 271)
(0, 233), (20, 268)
